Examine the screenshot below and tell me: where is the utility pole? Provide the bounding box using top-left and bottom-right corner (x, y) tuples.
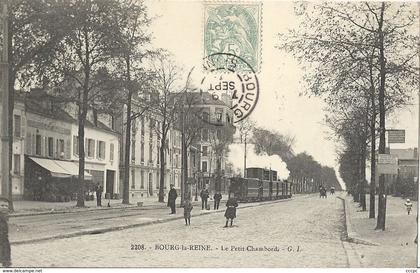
(0, 0), (10, 202)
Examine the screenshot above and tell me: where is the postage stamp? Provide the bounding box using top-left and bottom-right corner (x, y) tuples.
(203, 2), (262, 73)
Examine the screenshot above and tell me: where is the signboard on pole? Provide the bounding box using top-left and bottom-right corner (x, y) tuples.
(377, 154), (398, 175)
(388, 129), (405, 144)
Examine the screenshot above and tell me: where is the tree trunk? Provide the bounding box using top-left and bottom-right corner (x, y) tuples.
(122, 89), (132, 204)
(158, 132), (165, 203)
(376, 2), (386, 231)
(369, 87), (376, 219)
(360, 142), (367, 211)
(77, 103), (87, 207)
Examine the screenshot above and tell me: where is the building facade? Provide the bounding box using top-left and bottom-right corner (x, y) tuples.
(1, 90), (120, 200)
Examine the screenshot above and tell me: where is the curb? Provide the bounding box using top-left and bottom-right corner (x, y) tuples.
(10, 197), (293, 246)
(10, 200), (207, 218)
(337, 196), (379, 246)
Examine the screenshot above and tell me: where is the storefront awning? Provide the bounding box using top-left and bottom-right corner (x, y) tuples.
(29, 157), (92, 180)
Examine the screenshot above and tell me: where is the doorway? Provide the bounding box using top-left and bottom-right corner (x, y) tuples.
(106, 170), (115, 195)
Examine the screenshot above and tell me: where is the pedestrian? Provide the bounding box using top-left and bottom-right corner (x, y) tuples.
(224, 197), (238, 227)
(167, 184), (178, 214)
(200, 187), (209, 210)
(330, 186), (335, 195)
(319, 185), (323, 198)
(213, 191), (222, 210)
(0, 197), (11, 267)
(405, 199), (413, 215)
(183, 200), (193, 226)
(96, 183), (103, 206)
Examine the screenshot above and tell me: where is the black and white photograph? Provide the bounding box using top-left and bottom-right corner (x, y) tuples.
(0, 0), (418, 270)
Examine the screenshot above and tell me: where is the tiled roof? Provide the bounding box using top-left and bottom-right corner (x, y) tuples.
(19, 90), (116, 134)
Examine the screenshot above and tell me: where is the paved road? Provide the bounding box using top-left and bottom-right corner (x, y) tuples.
(11, 194), (354, 267)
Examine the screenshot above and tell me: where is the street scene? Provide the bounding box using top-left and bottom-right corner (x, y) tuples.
(0, 0), (419, 270)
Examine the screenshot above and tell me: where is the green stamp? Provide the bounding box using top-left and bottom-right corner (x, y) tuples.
(204, 2), (262, 72)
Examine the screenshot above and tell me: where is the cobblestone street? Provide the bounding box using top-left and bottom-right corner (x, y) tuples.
(11, 194), (355, 268)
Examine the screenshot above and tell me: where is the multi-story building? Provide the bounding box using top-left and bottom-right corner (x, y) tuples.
(1, 90), (120, 201)
(188, 92), (236, 194)
(117, 97), (185, 199)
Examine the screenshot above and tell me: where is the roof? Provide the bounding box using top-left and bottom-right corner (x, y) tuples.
(20, 89), (117, 134)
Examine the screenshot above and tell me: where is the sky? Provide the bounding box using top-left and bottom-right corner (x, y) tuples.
(145, 0), (419, 186)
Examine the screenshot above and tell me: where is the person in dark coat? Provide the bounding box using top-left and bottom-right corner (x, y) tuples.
(200, 187), (209, 210)
(0, 197), (11, 267)
(224, 197), (238, 227)
(183, 200), (193, 226)
(167, 184), (178, 214)
(213, 192), (222, 210)
(96, 183), (103, 206)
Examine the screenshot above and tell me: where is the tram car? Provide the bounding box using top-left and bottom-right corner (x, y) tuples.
(229, 167), (291, 202)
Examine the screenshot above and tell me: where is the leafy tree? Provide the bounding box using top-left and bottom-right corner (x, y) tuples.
(44, 0), (124, 207)
(2, 0), (68, 210)
(278, 2), (418, 229)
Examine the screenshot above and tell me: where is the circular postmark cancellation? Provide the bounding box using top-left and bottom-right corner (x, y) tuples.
(200, 52), (259, 124)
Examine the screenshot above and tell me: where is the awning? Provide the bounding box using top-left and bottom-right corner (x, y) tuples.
(29, 157), (92, 180)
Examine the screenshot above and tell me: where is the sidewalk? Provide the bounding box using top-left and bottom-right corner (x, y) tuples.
(343, 194), (417, 267)
(9, 194), (231, 217)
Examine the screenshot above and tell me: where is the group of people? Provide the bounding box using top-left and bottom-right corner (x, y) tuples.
(319, 186), (335, 198)
(167, 185), (238, 227)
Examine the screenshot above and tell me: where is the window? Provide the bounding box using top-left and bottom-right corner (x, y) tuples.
(216, 129), (222, 140)
(216, 111), (222, 122)
(140, 170), (145, 189)
(141, 117), (145, 136)
(202, 146), (208, 156)
(14, 115), (21, 137)
(87, 138), (95, 158)
(110, 143), (114, 161)
(57, 139), (64, 158)
(149, 143), (153, 163)
(97, 140), (105, 160)
(35, 134), (42, 155)
(175, 154), (179, 168)
(131, 140), (136, 162)
(141, 143), (145, 163)
(202, 112), (209, 122)
(202, 129), (208, 141)
(131, 169), (136, 189)
(73, 136), (79, 156)
(13, 154), (20, 175)
(156, 172), (159, 189)
(157, 145), (160, 164)
(202, 161), (208, 173)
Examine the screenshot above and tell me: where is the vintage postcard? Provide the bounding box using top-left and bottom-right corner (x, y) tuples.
(0, 0), (418, 271)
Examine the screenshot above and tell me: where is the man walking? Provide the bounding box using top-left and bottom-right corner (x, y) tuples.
(96, 183), (103, 207)
(200, 187), (209, 210)
(0, 197), (11, 267)
(168, 184), (178, 214)
(213, 191), (222, 210)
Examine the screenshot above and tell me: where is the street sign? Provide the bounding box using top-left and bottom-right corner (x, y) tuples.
(377, 154), (398, 174)
(388, 129), (405, 143)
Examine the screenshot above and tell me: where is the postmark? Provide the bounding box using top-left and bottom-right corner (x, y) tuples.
(200, 52), (259, 124)
(203, 2), (262, 73)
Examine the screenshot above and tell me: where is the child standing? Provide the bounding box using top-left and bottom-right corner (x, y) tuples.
(183, 200), (193, 226)
(224, 197), (238, 227)
(405, 199), (413, 215)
